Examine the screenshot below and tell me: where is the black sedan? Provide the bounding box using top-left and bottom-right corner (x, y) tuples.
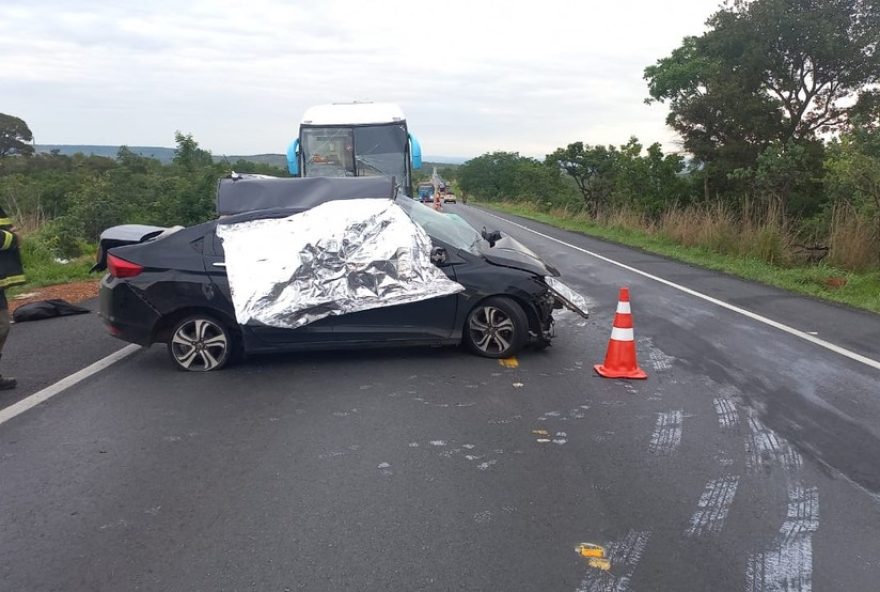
(97, 177), (586, 371)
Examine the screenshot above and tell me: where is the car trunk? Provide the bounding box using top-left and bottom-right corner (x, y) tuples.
(91, 224), (174, 271)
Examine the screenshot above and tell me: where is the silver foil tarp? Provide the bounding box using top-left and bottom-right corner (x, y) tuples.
(216, 199), (465, 328)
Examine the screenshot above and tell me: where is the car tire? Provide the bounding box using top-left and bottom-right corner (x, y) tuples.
(464, 296), (529, 359)
(167, 314), (237, 372)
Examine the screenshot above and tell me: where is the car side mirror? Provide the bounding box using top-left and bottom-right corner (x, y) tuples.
(430, 246), (449, 266)
(481, 226), (502, 247)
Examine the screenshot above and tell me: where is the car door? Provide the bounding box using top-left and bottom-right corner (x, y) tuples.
(203, 230), (338, 345)
(328, 239), (461, 343)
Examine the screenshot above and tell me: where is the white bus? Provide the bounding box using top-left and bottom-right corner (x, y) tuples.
(286, 102), (422, 196)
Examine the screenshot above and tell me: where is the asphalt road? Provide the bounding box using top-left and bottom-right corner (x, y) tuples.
(2, 203), (880, 591)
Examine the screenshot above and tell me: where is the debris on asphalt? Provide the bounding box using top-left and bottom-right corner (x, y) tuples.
(576, 542), (612, 569)
(498, 357), (519, 368)
(576, 542), (606, 558)
(588, 557), (611, 571)
(512, 382), (524, 388)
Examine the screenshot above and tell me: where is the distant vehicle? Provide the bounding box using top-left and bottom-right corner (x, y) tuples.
(286, 102), (422, 196)
(417, 183), (435, 203)
(443, 192), (457, 204)
(96, 176), (589, 372)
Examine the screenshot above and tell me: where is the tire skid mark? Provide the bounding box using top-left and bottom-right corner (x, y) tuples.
(713, 397), (740, 430)
(746, 484), (819, 592)
(638, 336), (675, 372)
(685, 475), (740, 536)
(648, 410), (683, 455)
(575, 530), (651, 592)
(744, 414), (802, 472)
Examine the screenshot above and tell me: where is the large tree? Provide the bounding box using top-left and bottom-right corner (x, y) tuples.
(0, 113), (34, 158)
(546, 142), (618, 218)
(645, 0), (880, 200)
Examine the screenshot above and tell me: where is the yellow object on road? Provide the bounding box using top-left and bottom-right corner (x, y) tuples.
(498, 357), (519, 368)
(575, 543), (606, 559)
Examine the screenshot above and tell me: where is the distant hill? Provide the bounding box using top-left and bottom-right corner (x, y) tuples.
(36, 144), (177, 162)
(35, 145), (469, 168)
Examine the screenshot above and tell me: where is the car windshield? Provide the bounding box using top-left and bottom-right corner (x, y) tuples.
(396, 199), (485, 255)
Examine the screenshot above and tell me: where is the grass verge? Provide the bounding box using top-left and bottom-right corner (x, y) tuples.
(8, 240), (97, 296)
(482, 201), (880, 314)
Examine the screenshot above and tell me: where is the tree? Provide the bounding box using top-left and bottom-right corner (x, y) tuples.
(546, 142), (618, 218)
(457, 152), (527, 200)
(0, 113), (35, 158)
(825, 122), (880, 265)
(612, 138), (690, 215)
(173, 132), (213, 172)
(645, 0), (880, 201)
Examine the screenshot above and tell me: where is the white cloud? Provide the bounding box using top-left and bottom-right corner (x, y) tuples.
(1, 0), (719, 158)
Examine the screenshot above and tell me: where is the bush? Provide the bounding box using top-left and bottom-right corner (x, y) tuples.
(26, 217), (84, 259)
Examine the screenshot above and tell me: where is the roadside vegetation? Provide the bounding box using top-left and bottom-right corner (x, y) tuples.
(452, 0), (880, 312)
(0, 123), (284, 292)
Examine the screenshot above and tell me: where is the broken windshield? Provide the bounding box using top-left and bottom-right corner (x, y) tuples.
(301, 124), (407, 181)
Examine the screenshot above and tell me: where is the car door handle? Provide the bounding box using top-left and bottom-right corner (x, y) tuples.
(212, 262), (226, 268)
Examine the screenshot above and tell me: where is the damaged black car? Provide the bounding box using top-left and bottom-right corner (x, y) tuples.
(96, 175), (589, 371)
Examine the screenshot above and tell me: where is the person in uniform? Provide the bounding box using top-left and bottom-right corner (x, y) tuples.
(0, 207), (26, 390)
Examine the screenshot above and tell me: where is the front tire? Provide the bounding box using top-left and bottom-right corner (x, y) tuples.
(464, 297), (529, 358)
(167, 314), (236, 372)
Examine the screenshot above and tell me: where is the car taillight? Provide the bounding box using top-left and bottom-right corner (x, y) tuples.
(107, 254), (144, 278)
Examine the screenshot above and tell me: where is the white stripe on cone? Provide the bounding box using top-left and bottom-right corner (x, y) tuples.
(616, 302), (631, 314)
(610, 327), (634, 341)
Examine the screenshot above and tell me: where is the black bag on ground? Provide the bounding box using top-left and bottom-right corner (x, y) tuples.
(12, 299), (90, 323)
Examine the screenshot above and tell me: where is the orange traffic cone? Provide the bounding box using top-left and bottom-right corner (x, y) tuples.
(594, 287), (647, 379)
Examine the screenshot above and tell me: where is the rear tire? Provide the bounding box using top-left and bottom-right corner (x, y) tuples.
(167, 314), (237, 372)
(463, 297), (529, 359)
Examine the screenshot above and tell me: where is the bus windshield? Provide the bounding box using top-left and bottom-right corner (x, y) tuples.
(301, 124), (408, 183)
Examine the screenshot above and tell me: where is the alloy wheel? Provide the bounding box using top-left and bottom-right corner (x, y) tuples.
(170, 318), (228, 371)
(468, 305), (516, 355)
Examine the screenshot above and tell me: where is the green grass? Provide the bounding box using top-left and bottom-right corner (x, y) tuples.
(7, 241), (97, 296)
(483, 201), (880, 314)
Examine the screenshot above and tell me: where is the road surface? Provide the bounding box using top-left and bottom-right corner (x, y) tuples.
(2, 203), (879, 591)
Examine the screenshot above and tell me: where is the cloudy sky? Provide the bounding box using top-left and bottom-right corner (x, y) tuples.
(1, 0), (721, 159)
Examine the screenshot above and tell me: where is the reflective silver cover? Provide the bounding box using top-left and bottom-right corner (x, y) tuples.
(545, 277), (590, 319)
(216, 199), (465, 328)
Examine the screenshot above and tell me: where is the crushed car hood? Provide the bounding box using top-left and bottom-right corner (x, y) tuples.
(482, 236), (560, 277)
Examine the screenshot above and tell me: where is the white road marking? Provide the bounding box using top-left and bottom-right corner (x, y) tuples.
(479, 210), (880, 372)
(745, 414), (802, 472)
(648, 410), (683, 455)
(576, 529), (651, 592)
(0, 344), (140, 427)
(685, 475), (740, 536)
(746, 484), (819, 592)
(713, 397), (740, 429)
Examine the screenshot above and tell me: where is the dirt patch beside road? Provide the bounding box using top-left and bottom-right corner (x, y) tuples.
(9, 280), (100, 312)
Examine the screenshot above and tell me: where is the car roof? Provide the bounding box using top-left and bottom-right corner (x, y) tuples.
(216, 175), (397, 216)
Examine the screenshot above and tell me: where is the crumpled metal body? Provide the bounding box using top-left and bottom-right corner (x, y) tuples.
(545, 277), (590, 319)
(216, 199), (465, 329)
